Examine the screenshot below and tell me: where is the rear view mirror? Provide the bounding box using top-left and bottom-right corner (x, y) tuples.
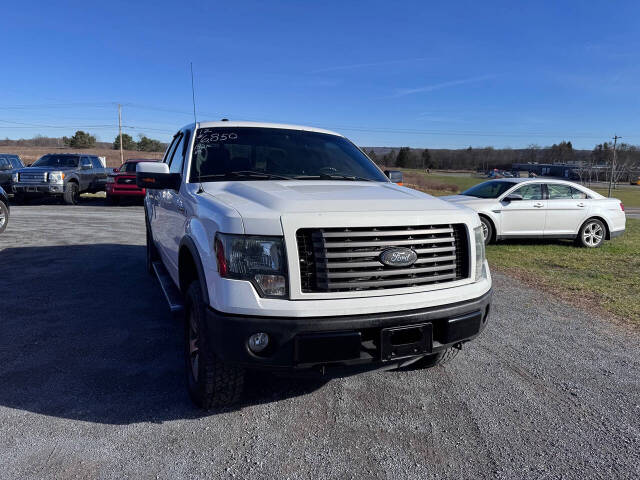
(384, 170), (404, 185)
(504, 193), (523, 202)
(136, 162), (181, 190)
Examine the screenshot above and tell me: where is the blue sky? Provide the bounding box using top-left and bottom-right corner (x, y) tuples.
(1, 0), (639, 149)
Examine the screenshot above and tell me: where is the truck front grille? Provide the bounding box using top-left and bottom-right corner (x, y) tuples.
(296, 224), (469, 293)
(19, 172), (47, 183)
(116, 176), (137, 185)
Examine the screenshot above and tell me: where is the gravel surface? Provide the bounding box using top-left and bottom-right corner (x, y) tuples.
(1, 202), (639, 480)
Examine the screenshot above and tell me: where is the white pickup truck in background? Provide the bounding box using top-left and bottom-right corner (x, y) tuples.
(137, 121), (492, 408)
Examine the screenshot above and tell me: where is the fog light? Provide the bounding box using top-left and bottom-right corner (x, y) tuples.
(254, 274), (286, 297)
(248, 333), (270, 353)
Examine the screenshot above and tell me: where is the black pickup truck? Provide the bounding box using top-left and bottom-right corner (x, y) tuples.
(12, 153), (109, 204)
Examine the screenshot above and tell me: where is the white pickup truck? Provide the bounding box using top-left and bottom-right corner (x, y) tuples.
(137, 121), (492, 408)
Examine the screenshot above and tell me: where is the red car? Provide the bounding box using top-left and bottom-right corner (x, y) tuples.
(106, 159), (158, 204)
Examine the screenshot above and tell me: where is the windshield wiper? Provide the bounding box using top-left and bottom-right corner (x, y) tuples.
(293, 174), (373, 182)
(198, 171), (293, 181)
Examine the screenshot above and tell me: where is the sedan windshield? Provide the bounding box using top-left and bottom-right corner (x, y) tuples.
(461, 180), (517, 198)
(32, 155), (79, 168)
(190, 127), (388, 182)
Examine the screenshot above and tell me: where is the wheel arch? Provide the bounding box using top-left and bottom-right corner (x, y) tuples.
(581, 215), (611, 240)
(478, 213), (497, 242)
(178, 236), (210, 305)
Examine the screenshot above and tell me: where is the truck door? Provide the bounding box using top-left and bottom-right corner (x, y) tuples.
(90, 156), (107, 191)
(78, 156), (93, 191)
(162, 130), (190, 281)
(153, 132), (183, 279)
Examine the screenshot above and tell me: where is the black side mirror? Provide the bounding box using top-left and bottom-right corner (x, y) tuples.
(504, 193), (523, 202)
(0, 164), (11, 171)
(136, 162), (181, 190)
(384, 170), (404, 185)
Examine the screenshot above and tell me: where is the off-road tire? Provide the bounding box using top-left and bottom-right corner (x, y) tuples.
(396, 347), (460, 371)
(145, 218), (159, 274)
(63, 182), (79, 205)
(184, 282), (244, 409)
(0, 201), (8, 233)
(576, 218), (606, 248)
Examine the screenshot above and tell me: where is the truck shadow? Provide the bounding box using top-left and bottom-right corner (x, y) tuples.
(0, 244), (325, 425)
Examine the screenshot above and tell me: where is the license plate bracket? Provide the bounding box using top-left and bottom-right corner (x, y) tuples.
(380, 323), (432, 362)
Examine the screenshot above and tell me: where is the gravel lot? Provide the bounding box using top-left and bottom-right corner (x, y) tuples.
(1, 202), (639, 480)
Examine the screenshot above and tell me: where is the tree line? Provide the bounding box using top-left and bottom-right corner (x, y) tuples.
(365, 140), (640, 174)
(0, 130), (167, 152)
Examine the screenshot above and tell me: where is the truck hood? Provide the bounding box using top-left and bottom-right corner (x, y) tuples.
(200, 180), (474, 235)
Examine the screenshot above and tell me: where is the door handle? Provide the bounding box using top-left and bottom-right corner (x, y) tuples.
(577, 203), (585, 207)
(533, 202), (544, 208)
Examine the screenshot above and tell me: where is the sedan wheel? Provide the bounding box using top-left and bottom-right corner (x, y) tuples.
(480, 217), (493, 244)
(579, 219), (605, 248)
(0, 201), (8, 233)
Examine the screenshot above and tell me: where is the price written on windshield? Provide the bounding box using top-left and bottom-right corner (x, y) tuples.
(197, 132), (238, 143)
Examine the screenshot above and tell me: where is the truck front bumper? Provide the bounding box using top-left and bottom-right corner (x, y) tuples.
(13, 183), (64, 194)
(205, 289), (492, 374)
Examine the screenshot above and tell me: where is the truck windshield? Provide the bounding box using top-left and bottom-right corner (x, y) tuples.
(32, 155), (79, 168)
(461, 180), (517, 198)
(189, 127), (388, 182)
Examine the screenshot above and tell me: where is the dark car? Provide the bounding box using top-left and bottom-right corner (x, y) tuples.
(0, 186), (9, 234)
(12, 153), (109, 204)
(106, 158), (158, 204)
(0, 154), (25, 192)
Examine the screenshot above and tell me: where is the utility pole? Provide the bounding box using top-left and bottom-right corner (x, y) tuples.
(607, 135), (621, 197)
(118, 104), (124, 165)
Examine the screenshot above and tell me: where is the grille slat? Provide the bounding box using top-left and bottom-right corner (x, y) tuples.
(296, 224), (470, 293)
(322, 255), (456, 269)
(18, 172), (47, 183)
(323, 245), (456, 259)
(324, 273), (458, 290)
(321, 227), (453, 238)
(319, 237), (455, 249)
(326, 264), (455, 279)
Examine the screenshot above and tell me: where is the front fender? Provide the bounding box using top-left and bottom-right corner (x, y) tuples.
(179, 233), (211, 306)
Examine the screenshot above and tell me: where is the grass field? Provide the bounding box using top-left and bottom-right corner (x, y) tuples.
(486, 219), (640, 326)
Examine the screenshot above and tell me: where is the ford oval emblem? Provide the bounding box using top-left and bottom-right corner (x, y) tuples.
(379, 248), (418, 267)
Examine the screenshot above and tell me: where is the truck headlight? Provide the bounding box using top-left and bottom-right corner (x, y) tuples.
(473, 226), (486, 282)
(48, 171), (65, 183)
(214, 233), (287, 298)
(12, 172), (19, 183)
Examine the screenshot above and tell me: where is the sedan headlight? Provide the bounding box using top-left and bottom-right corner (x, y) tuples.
(214, 233), (287, 297)
(473, 225), (486, 282)
(48, 171), (65, 183)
